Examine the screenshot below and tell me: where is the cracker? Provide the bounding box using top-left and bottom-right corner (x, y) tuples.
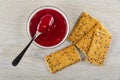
(85, 29), (112, 66)
(68, 12), (98, 44)
(44, 45), (81, 73)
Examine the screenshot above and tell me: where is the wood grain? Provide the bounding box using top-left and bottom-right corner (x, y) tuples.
(0, 0), (120, 80)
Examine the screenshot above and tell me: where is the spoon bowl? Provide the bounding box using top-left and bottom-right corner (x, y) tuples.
(34, 14), (54, 39)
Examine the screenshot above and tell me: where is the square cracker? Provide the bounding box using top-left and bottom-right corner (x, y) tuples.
(44, 45), (81, 73)
(86, 29), (112, 66)
(68, 12), (98, 44)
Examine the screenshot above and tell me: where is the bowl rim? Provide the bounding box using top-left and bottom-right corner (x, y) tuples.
(26, 6), (69, 49)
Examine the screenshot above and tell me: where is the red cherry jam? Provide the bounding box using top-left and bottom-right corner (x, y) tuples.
(29, 8), (68, 47)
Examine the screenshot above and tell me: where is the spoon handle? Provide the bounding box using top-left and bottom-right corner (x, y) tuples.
(12, 38), (34, 66)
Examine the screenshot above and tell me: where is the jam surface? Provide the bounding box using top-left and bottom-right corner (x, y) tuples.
(29, 8), (67, 47)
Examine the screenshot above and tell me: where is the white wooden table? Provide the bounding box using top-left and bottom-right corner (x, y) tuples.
(0, 0), (120, 80)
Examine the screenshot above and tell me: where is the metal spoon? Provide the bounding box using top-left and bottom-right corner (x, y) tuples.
(12, 14), (54, 66)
